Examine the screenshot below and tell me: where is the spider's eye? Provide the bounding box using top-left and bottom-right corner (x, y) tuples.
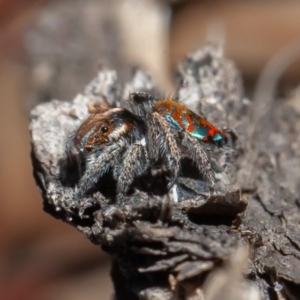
(101, 126), (109, 133)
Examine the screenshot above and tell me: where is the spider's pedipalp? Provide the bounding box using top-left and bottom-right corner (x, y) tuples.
(74, 144), (123, 200)
(116, 139), (149, 203)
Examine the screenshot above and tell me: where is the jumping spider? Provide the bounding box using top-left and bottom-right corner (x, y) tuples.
(67, 93), (228, 203)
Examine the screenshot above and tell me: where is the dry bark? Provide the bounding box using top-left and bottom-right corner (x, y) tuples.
(30, 44), (300, 300)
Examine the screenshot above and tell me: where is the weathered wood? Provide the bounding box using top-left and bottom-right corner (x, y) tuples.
(30, 44), (300, 300)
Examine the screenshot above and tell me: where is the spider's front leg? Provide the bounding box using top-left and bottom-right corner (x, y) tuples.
(146, 112), (181, 190)
(74, 144), (122, 200)
(114, 139), (149, 204)
(179, 130), (216, 193)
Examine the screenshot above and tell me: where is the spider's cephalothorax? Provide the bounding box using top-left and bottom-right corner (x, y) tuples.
(128, 92), (228, 191)
(67, 108), (149, 201)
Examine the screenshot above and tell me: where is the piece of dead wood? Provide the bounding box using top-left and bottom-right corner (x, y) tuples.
(30, 44), (300, 300)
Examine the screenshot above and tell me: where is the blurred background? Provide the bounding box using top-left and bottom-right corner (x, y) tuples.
(1, 0), (300, 299)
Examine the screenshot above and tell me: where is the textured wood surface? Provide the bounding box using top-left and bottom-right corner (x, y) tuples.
(30, 45), (300, 300)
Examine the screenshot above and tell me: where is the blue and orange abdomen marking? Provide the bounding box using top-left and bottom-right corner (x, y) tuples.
(154, 100), (227, 146)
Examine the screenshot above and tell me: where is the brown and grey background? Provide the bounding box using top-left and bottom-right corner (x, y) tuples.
(1, 1), (300, 299)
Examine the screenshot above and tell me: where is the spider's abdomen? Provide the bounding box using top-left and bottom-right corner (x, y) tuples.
(154, 100), (227, 146)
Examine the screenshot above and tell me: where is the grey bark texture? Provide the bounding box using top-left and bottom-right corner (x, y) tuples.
(30, 44), (300, 300)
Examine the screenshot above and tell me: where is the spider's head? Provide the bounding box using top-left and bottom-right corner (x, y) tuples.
(73, 108), (145, 152)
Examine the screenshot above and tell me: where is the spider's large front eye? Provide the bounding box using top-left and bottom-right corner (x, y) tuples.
(101, 126), (109, 133)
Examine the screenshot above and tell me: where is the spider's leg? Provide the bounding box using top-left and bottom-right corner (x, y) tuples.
(74, 144), (122, 200)
(128, 92), (157, 117)
(116, 139), (149, 203)
(180, 130), (215, 191)
(147, 112), (181, 190)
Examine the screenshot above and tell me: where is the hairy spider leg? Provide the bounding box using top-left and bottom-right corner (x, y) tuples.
(128, 93), (175, 161)
(128, 92), (157, 117)
(147, 112), (181, 190)
(115, 139), (149, 203)
(154, 100), (228, 147)
(179, 130), (215, 191)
